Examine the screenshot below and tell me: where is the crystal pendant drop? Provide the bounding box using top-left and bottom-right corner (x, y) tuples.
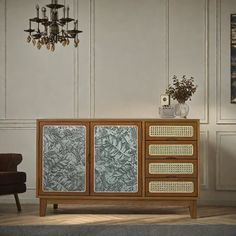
(41, 38), (45, 45)
(37, 41), (41, 50)
(27, 35), (31, 43)
(32, 38), (36, 46)
(62, 40), (66, 47)
(74, 39), (80, 47)
(46, 43), (50, 50)
(66, 38), (70, 45)
(51, 44), (55, 52)
(44, 37), (49, 45)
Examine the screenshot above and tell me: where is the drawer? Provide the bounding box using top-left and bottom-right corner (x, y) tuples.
(146, 141), (197, 159)
(146, 160), (197, 178)
(145, 121), (198, 141)
(146, 178), (198, 197)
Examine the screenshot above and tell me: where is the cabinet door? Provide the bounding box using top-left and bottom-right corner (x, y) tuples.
(91, 121), (142, 196)
(37, 120), (89, 196)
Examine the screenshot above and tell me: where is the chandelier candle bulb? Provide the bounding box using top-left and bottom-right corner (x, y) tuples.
(67, 5), (69, 17)
(36, 4), (39, 18)
(63, 6), (65, 18)
(41, 7), (47, 19)
(74, 20), (78, 30)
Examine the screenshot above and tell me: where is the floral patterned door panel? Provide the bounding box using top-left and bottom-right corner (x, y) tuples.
(42, 125), (87, 192)
(93, 125), (139, 194)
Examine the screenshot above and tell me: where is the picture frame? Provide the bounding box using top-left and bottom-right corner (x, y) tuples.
(231, 14), (236, 103)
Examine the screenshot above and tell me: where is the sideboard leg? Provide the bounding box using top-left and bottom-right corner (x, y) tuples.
(53, 204), (58, 209)
(189, 200), (197, 219)
(39, 199), (47, 217)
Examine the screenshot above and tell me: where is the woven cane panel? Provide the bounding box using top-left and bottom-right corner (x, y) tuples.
(149, 144), (193, 156)
(149, 163), (194, 175)
(149, 181), (194, 193)
(149, 126), (193, 137)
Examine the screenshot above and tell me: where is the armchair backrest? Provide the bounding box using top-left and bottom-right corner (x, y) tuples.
(0, 153), (22, 171)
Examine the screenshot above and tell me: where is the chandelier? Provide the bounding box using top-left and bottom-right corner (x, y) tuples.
(24, 0), (82, 51)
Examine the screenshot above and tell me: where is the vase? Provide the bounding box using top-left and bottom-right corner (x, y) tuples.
(174, 102), (189, 118)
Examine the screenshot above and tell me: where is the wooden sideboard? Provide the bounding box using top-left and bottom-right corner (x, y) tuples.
(37, 119), (199, 218)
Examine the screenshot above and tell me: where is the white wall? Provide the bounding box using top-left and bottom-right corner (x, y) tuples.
(0, 0), (236, 205)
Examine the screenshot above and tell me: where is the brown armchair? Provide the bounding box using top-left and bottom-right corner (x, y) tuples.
(0, 153), (26, 211)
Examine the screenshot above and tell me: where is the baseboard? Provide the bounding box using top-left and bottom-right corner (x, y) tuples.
(0, 197), (38, 204)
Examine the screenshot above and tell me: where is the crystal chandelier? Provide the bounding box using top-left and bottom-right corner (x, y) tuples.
(24, 0), (82, 51)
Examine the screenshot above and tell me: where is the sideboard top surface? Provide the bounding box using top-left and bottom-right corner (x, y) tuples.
(37, 118), (200, 123)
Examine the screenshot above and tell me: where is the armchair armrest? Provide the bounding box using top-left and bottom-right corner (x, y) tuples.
(0, 153), (22, 171)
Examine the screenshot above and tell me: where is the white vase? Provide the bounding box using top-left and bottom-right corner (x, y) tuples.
(175, 102), (189, 118)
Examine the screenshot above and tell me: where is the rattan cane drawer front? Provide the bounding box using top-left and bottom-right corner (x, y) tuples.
(146, 178), (197, 197)
(146, 141), (197, 159)
(145, 121), (198, 141)
(146, 160), (197, 178)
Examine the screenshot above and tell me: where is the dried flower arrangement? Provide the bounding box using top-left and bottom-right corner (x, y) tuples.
(166, 75), (197, 104)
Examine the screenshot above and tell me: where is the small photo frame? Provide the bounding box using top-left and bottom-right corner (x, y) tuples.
(160, 94), (170, 106)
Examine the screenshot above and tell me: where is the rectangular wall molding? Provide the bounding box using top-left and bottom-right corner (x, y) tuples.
(200, 130), (209, 189)
(165, 0), (170, 89)
(0, 0), (78, 123)
(73, 0), (79, 118)
(0, 126), (35, 130)
(216, 131), (236, 190)
(0, 119), (36, 129)
(90, 0), (95, 118)
(0, 0), (80, 126)
(0, 0), (6, 119)
(203, 0), (209, 124)
(168, 0), (209, 124)
(216, 0), (225, 124)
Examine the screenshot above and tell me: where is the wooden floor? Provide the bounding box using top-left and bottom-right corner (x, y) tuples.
(0, 204), (236, 225)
